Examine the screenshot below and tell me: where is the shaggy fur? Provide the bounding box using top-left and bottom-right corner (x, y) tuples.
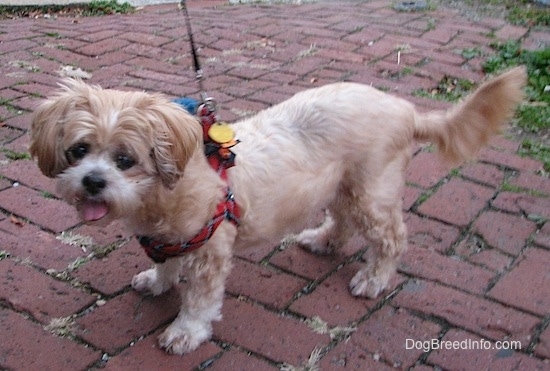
(29, 67), (526, 355)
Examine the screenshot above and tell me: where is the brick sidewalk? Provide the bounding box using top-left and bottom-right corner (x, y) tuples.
(1, 0), (549, 370)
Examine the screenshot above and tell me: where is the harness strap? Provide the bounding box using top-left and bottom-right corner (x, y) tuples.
(138, 188), (239, 263)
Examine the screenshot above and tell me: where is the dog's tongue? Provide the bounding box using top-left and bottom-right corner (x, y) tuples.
(81, 200), (109, 222)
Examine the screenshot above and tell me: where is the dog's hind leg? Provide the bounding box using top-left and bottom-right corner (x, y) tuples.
(131, 257), (182, 296)
(349, 201), (407, 298)
(294, 193), (356, 255)
(347, 176), (407, 299)
(346, 157), (408, 299)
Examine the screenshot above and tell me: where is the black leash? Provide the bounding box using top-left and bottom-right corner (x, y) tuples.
(179, 0), (213, 107)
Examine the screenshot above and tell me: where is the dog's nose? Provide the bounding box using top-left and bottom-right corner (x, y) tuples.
(82, 172), (107, 195)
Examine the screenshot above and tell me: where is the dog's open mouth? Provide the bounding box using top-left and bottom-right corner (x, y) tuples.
(80, 199), (109, 222)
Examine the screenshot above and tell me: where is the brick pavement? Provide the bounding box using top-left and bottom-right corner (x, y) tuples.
(1, 0), (549, 370)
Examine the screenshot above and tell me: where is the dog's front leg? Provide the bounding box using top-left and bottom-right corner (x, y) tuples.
(158, 226), (235, 355)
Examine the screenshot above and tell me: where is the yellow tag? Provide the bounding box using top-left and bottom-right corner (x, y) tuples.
(208, 122), (235, 144)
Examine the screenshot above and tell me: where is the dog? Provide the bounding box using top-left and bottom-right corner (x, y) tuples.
(29, 67), (526, 355)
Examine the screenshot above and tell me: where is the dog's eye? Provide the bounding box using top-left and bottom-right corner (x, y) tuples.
(66, 143), (89, 164)
(115, 153), (136, 171)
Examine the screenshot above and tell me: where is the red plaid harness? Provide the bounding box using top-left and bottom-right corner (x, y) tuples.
(138, 103), (240, 263)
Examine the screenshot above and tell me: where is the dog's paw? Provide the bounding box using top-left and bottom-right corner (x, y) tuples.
(294, 230), (333, 255)
(349, 269), (387, 299)
(158, 317), (211, 355)
(294, 213), (336, 255)
(131, 268), (170, 296)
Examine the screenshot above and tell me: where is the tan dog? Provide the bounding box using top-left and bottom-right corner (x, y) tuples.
(30, 67), (526, 354)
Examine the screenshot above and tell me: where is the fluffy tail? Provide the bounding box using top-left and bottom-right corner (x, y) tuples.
(413, 66), (527, 163)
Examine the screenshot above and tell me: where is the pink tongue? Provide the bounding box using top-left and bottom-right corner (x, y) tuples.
(81, 200), (109, 222)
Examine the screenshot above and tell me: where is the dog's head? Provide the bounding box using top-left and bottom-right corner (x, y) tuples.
(29, 79), (202, 224)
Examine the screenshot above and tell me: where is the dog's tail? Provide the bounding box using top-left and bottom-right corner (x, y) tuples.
(413, 66), (527, 164)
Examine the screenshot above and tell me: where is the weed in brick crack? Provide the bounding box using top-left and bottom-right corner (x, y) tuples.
(1, 149), (31, 161)
(518, 139), (550, 173)
(413, 76), (476, 102)
(461, 47), (483, 60)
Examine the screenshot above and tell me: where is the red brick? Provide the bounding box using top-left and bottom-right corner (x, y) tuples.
(534, 222), (550, 249)
(104, 330), (221, 370)
(488, 136), (520, 152)
(71, 240), (151, 296)
(478, 147), (543, 172)
(209, 348), (278, 370)
(70, 218), (133, 247)
(30, 45), (87, 67)
(9, 94), (41, 112)
(321, 341), (396, 371)
(495, 24), (529, 41)
(428, 329), (547, 371)
(119, 32), (172, 47)
(125, 56), (182, 75)
(80, 51), (134, 70)
(472, 211), (536, 256)
(417, 178), (495, 227)
(399, 246), (494, 295)
(324, 306), (440, 369)
(523, 29), (550, 50)
(405, 213), (461, 253)
(406, 151), (450, 188)
(0, 39), (37, 54)
(488, 248), (550, 316)
(76, 29), (121, 43)
(492, 192), (550, 220)
(422, 24), (460, 45)
(0, 223), (86, 271)
(2, 132), (30, 157)
(537, 326), (550, 359)
(404, 185), (423, 210)
(290, 263), (405, 326)
(280, 56), (330, 76)
(0, 259), (95, 323)
(270, 235), (364, 281)
(509, 172), (550, 196)
(1, 185), (79, 233)
(226, 258), (308, 310)
(213, 297), (330, 366)
(77, 38), (130, 57)
(0, 177), (11, 191)
(249, 89), (291, 106)
(393, 280), (539, 346)
(461, 162), (505, 188)
(233, 242), (276, 263)
(0, 309), (100, 370)
(75, 290), (180, 354)
(455, 237), (513, 273)
(128, 68), (190, 86)
(0, 159), (59, 198)
(0, 125), (23, 145)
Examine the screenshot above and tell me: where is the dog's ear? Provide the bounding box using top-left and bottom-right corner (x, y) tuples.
(145, 97), (202, 189)
(29, 79), (85, 177)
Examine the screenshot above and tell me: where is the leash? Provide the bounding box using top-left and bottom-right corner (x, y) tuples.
(179, 0), (238, 174)
(180, 0), (208, 103)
